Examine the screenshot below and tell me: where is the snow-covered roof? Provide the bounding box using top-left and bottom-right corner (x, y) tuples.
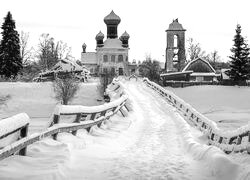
(190, 72), (216, 76)
(160, 71), (193, 77)
(51, 59), (83, 72)
(182, 57), (216, 73)
(81, 52), (97, 64)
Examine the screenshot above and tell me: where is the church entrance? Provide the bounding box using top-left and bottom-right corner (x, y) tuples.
(118, 68), (123, 75)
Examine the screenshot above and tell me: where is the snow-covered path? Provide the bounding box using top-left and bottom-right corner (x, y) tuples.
(68, 80), (215, 180)
(1, 80), (232, 180)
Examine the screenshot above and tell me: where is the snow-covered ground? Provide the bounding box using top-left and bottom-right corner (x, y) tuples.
(0, 79), (249, 179)
(165, 85), (250, 130)
(0, 78), (102, 134)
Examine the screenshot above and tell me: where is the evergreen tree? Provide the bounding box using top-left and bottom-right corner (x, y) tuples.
(226, 24), (250, 82)
(0, 12), (22, 78)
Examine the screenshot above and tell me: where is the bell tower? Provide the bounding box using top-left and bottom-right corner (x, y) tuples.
(165, 19), (186, 72)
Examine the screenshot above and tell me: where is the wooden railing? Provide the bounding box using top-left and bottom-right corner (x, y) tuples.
(0, 113), (30, 156)
(143, 78), (250, 154)
(0, 79), (132, 161)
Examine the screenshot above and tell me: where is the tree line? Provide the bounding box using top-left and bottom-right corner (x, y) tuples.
(0, 11), (73, 81)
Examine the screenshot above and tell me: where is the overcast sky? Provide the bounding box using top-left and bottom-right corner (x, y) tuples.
(0, 0), (250, 62)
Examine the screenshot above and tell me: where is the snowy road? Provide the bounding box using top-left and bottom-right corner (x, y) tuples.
(68, 80), (216, 180)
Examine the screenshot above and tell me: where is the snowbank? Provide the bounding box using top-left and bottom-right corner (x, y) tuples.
(173, 110), (239, 180)
(143, 78), (250, 153)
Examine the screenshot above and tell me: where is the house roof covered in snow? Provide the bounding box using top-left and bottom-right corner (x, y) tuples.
(182, 57), (216, 73)
(52, 59), (83, 72)
(160, 71), (193, 77)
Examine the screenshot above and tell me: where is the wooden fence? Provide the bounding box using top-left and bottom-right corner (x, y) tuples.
(143, 78), (250, 154)
(0, 80), (131, 161)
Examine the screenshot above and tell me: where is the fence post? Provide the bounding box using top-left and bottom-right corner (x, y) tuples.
(19, 124), (29, 156)
(97, 110), (107, 127)
(72, 113), (81, 135)
(52, 114), (60, 140)
(86, 113), (97, 132)
(119, 107), (126, 117)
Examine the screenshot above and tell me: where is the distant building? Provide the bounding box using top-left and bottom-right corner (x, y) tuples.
(34, 59), (90, 82)
(182, 58), (217, 81)
(165, 19), (186, 72)
(81, 11), (131, 76)
(162, 19), (218, 83)
(161, 58), (217, 82)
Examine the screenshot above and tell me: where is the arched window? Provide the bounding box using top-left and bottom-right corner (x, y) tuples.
(174, 35), (178, 48)
(118, 55), (123, 62)
(111, 55), (116, 62)
(103, 55), (108, 62)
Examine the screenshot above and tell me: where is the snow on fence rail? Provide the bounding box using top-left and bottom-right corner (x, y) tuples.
(0, 113), (29, 156)
(0, 79), (132, 161)
(143, 78), (250, 154)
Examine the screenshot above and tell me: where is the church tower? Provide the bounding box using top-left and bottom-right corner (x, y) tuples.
(165, 19), (186, 72)
(104, 10), (121, 39)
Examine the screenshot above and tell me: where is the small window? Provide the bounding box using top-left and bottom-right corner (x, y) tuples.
(126, 56), (128, 62)
(111, 55), (116, 62)
(118, 55), (123, 62)
(103, 55), (108, 62)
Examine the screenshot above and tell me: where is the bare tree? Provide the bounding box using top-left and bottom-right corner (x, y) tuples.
(37, 34), (58, 70)
(19, 31), (33, 66)
(53, 76), (80, 105)
(36, 34), (73, 71)
(56, 40), (72, 60)
(187, 38), (206, 61)
(209, 50), (221, 69)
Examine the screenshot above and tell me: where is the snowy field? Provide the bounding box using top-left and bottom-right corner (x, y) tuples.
(165, 85), (250, 130)
(0, 78), (102, 134)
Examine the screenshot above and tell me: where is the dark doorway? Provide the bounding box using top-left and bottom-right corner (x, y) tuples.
(118, 68), (123, 75)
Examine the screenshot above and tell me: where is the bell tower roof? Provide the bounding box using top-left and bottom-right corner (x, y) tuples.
(166, 18), (186, 31)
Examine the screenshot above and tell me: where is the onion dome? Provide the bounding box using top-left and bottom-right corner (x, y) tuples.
(120, 31), (130, 40)
(166, 18), (186, 31)
(95, 31), (104, 40)
(104, 10), (121, 25)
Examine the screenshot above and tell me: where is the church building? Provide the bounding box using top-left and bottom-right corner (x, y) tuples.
(81, 11), (130, 76)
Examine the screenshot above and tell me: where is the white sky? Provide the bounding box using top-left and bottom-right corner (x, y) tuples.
(0, 0), (250, 63)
